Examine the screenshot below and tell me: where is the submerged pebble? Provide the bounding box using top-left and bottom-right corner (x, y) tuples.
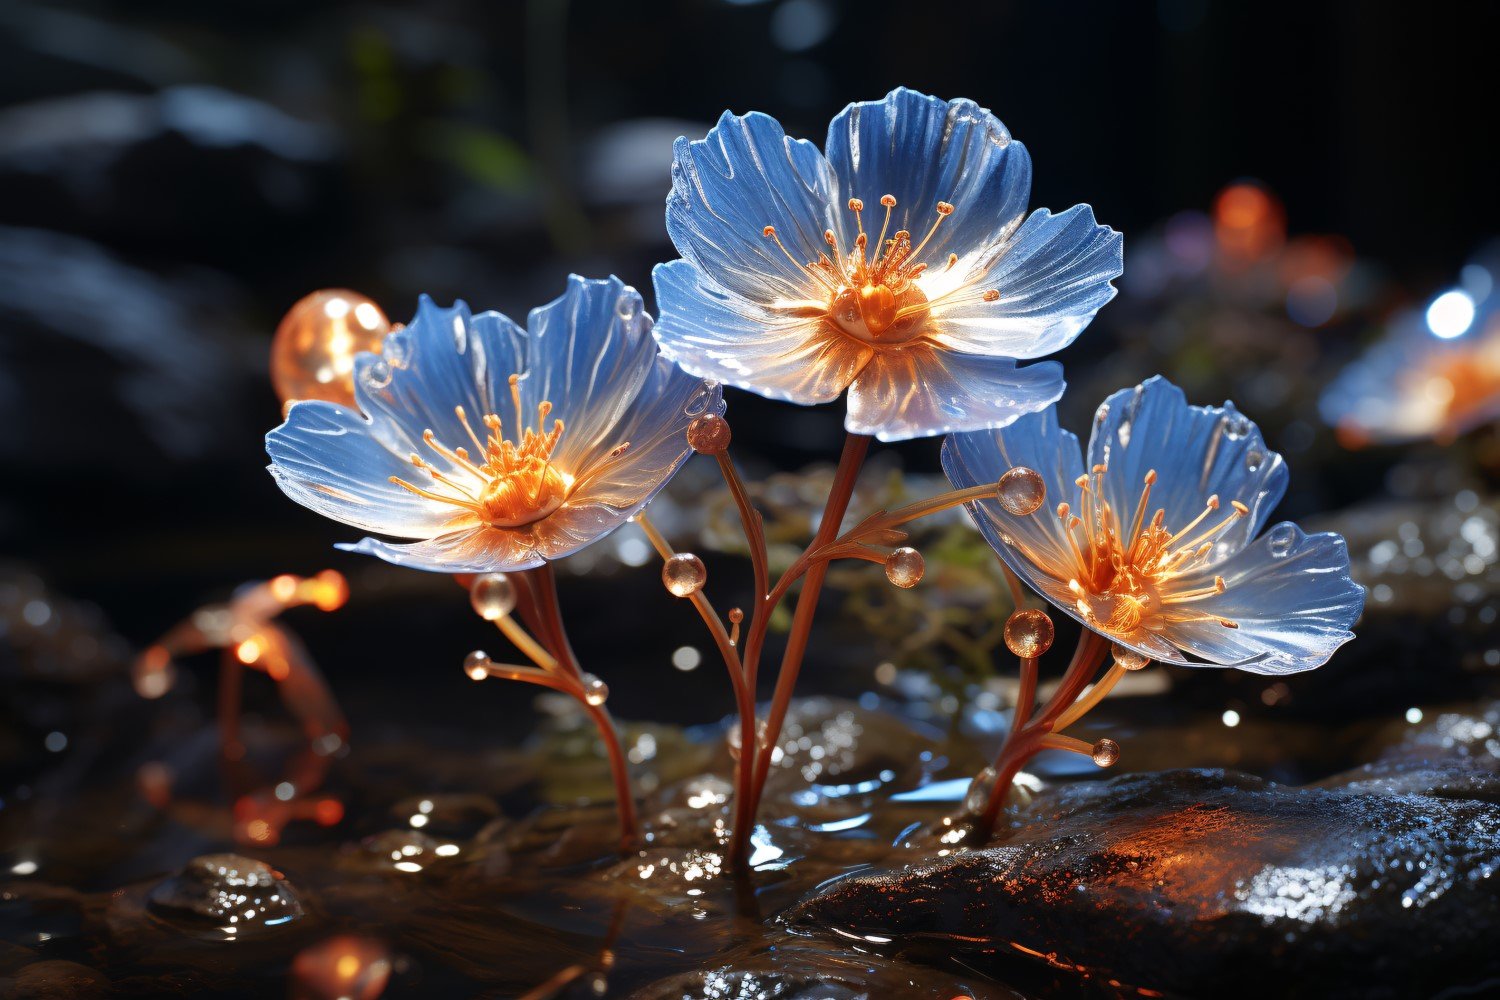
(147, 854), (303, 938)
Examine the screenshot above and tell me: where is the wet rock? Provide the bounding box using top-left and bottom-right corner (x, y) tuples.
(623, 937), (1015, 1000)
(388, 793), (499, 837)
(1323, 700), (1500, 802)
(337, 830), (460, 877)
(147, 854), (303, 938)
(0, 960), (109, 999)
(788, 769), (1500, 998)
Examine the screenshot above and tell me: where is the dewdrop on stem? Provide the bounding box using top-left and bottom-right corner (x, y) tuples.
(469, 574), (517, 621)
(1003, 609), (1055, 658)
(997, 467), (1046, 516)
(662, 553), (707, 597)
(884, 547), (924, 588)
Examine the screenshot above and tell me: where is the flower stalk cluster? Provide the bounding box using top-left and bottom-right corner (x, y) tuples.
(263, 88), (1363, 872)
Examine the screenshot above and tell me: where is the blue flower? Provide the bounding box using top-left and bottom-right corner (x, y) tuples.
(1321, 289), (1500, 446)
(944, 376), (1363, 674)
(652, 87), (1123, 442)
(267, 275), (721, 573)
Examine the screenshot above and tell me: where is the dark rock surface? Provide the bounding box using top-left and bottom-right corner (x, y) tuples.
(788, 766), (1500, 998)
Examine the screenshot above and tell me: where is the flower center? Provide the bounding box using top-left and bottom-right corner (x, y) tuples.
(1054, 465), (1250, 637)
(762, 195), (1000, 346)
(390, 374), (574, 528)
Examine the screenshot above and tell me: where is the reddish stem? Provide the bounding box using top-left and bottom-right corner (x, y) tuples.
(730, 432), (871, 867)
(972, 629), (1110, 840)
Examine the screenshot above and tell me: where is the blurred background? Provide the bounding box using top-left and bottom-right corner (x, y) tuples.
(4, 0), (1500, 740)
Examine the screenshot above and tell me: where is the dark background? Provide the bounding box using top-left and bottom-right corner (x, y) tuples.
(3, 0), (1497, 728)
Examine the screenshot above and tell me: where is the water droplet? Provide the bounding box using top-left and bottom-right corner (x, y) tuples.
(884, 547), (924, 588)
(1245, 449), (1266, 472)
(382, 331), (410, 367)
(1091, 738), (1121, 767)
(1267, 523), (1298, 557)
(964, 766), (999, 815)
(616, 292), (641, 321)
(463, 650), (491, 681)
(362, 358), (392, 389)
(469, 574), (517, 620)
(1223, 411), (1252, 440)
(686, 414), (732, 454)
(997, 467), (1046, 516)
(1111, 642), (1151, 671)
(1004, 608), (1055, 658)
(149, 854), (304, 937)
(581, 674), (609, 706)
(662, 553), (707, 597)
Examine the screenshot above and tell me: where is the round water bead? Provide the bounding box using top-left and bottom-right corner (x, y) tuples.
(686, 413), (732, 454)
(580, 673), (609, 706)
(469, 574), (517, 620)
(1004, 608), (1055, 658)
(662, 553), (707, 597)
(997, 466), (1046, 516)
(271, 289), (391, 408)
(463, 650), (491, 681)
(964, 766), (999, 815)
(884, 547), (925, 588)
(1091, 738), (1121, 767)
(1111, 642), (1151, 671)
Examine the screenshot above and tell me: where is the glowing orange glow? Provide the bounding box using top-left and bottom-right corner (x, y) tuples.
(1213, 182), (1285, 263)
(235, 636), (265, 664)
(271, 289), (391, 409)
(1037, 465), (1247, 637)
(313, 798), (345, 826)
(269, 574), (298, 603)
(246, 818), (272, 843)
(766, 195), (995, 346)
(389, 377), (582, 528)
(307, 570), (349, 611)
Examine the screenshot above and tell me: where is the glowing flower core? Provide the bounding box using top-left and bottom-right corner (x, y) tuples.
(390, 375), (583, 529)
(765, 196), (997, 347)
(1056, 465), (1249, 637)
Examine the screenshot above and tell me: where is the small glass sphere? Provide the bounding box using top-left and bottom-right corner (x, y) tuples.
(662, 553), (707, 597)
(1004, 608), (1055, 658)
(1091, 738), (1121, 768)
(1111, 642), (1151, 671)
(686, 414), (732, 455)
(271, 289), (391, 409)
(463, 650), (491, 681)
(581, 673), (609, 706)
(997, 467), (1047, 516)
(469, 574), (517, 621)
(883, 547), (925, 588)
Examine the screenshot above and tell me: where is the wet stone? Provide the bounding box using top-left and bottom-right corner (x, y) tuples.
(0, 960), (109, 999)
(388, 793), (500, 837)
(147, 854), (303, 938)
(759, 697), (942, 809)
(788, 769), (1500, 998)
(337, 830), (460, 876)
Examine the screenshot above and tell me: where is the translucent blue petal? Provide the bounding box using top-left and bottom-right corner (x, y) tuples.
(942, 407), (1086, 614)
(847, 348), (1063, 442)
(520, 275), (661, 470)
(567, 356), (723, 510)
(1163, 524), (1364, 674)
(352, 296), (528, 460)
(929, 205), (1123, 359)
(651, 259), (871, 405)
(825, 88), (1032, 271)
(339, 526), (544, 574)
(666, 110), (839, 302)
(266, 401), (462, 538)
(1087, 376), (1289, 563)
